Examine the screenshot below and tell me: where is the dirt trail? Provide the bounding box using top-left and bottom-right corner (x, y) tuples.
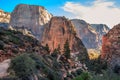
(0, 59), (10, 77)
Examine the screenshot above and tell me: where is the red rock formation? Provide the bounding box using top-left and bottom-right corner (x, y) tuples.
(101, 24), (120, 70)
(42, 17), (87, 53)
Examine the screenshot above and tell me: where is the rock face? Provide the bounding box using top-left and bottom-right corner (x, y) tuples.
(91, 24), (110, 48)
(101, 24), (120, 72)
(0, 59), (10, 78)
(10, 4), (52, 40)
(0, 9), (10, 23)
(42, 17), (87, 54)
(0, 27), (46, 62)
(71, 19), (99, 49)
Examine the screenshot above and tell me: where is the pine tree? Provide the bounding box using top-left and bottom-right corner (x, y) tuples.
(64, 39), (70, 59)
(52, 45), (61, 58)
(44, 44), (50, 53)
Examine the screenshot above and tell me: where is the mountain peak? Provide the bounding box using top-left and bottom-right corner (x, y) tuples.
(16, 4), (46, 10)
(42, 17), (87, 54)
(10, 4), (52, 41)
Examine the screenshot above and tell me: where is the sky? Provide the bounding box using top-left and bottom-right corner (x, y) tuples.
(0, 0), (120, 28)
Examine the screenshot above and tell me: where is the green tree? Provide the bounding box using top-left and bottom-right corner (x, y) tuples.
(52, 45), (61, 58)
(10, 54), (36, 79)
(72, 72), (91, 80)
(44, 44), (50, 53)
(90, 70), (120, 80)
(64, 39), (70, 59)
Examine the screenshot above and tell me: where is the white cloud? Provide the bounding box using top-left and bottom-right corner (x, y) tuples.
(62, 0), (120, 28)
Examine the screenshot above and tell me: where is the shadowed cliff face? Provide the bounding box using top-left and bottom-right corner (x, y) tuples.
(91, 24), (110, 49)
(42, 17), (87, 54)
(71, 19), (99, 49)
(101, 24), (120, 71)
(10, 4), (52, 41)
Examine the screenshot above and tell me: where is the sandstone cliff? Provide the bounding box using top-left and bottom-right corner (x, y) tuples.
(42, 17), (87, 54)
(71, 19), (99, 49)
(10, 4), (52, 40)
(0, 9), (10, 23)
(101, 24), (120, 72)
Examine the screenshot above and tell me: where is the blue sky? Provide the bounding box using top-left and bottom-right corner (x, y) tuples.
(0, 0), (80, 11)
(0, 0), (120, 27)
(0, 0), (98, 15)
(0, 0), (94, 18)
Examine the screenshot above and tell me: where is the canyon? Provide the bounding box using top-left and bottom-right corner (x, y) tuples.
(0, 3), (119, 80)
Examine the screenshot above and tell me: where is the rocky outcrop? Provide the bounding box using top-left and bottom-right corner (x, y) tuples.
(101, 24), (120, 73)
(71, 19), (99, 49)
(10, 4), (52, 40)
(0, 27), (46, 62)
(91, 24), (110, 48)
(0, 59), (10, 78)
(0, 9), (10, 23)
(8, 26), (35, 37)
(42, 17), (87, 54)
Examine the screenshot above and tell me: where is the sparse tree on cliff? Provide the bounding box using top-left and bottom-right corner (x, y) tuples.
(44, 44), (50, 53)
(64, 39), (70, 59)
(52, 45), (61, 57)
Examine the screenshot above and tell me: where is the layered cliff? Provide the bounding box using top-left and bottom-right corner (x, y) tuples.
(71, 19), (99, 49)
(42, 17), (87, 54)
(10, 4), (52, 40)
(101, 24), (120, 72)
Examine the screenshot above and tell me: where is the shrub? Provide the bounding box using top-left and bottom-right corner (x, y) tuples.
(9, 54), (36, 79)
(90, 70), (120, 80)
(88, 56), (107, 73)
(72, 72), (91, 80)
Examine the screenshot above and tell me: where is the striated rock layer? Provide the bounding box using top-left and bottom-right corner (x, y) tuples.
(42, 17), (87, 54)
(71, 19), (99, 49)
(10, 4), (52, 40)
(101, 24), (120, 71)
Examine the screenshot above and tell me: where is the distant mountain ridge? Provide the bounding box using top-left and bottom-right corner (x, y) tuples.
(91, 24), (110, 48)
(71, 19), (110, 50)
(71, 19), (99, 49)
